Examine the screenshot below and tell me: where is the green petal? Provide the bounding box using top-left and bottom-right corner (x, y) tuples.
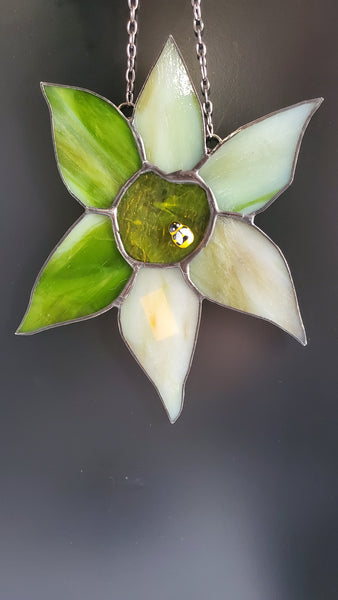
(17, 214), (133, 334)
(199, 99), (323, 216)
(188, 216), (306, 344)
(42, 84), (142, 209)
(133, 37), (205, 173)
(119, 267), (201, 423)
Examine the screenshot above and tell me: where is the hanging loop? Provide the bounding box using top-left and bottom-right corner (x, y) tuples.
(206, 133), (222, 153)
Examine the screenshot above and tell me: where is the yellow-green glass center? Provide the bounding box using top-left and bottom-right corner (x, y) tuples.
(116, 171), (210, 264)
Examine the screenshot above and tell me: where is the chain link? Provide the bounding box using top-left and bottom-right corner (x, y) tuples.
(125, 0), (139, 105)
(191, 0), (214, 138)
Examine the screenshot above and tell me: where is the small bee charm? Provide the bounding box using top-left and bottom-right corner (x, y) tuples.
(169, 221), (194, 248)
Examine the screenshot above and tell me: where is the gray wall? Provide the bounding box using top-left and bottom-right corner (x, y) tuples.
(1, 1), (337, 598)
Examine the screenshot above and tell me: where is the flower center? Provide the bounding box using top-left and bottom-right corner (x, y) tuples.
(116, 171), (211, 264)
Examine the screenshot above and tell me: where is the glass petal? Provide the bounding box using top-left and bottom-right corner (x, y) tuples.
(199, 99), (323, 216)
(42, 84), (142, 209)
(116, 171), (210, 263)
(188, 216), (306, 344)
(119, 267), (200, 422)
(132, 36), (205, 173)
(17, 214), (133, 334)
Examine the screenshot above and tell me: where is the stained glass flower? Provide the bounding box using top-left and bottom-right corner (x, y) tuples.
(17, 37), (322, 422)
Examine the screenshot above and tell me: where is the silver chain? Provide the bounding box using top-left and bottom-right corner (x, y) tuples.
(125, 0), (139, 105)
(191, 0), (214, 138)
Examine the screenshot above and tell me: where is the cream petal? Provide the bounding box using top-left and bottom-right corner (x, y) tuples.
(119, 267), (200, 422)
(198, 99), (323, 215)
(132, 36), (205, 173)
(188, 216), (306, 344)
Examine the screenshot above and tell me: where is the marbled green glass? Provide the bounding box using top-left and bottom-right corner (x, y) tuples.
(43, 85), (142, 209)
(116, 172), (210, 263)
(18, 214), (133, 333)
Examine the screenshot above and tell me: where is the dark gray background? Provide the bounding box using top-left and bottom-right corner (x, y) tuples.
(1, 1), (337, 598)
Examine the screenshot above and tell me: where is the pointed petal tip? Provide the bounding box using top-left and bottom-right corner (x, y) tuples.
(15, 322), (35, 336)
(162, 35), (182, 60)
(166, 34), (177, 47)
(15, 317), (26, 335)
(299, 331), (308, 347)
(298, 97), (323, 122)
(290, 324), (307, 346)
(169, 416), (179, 425)
(307, 97), (324, 114)
(40, 82), (52, 102)
(294, 318), (307, 346)
(299, 97), (323, 106)
(15, 328), (32, 336)
(40, 81), (51, 93)
(166, 406), (182, 425)
(160, 389), (184, 424)
(161, 35), (186, 63)
(289, 97), (323, 112)
(41, 82), (60, 99)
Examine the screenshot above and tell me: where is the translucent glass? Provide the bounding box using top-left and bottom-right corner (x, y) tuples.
(43, 84), (142, 209)
(18, 214), (133, 333)
(119, 267), (200, 422)
(133, 37), (205, 173)
(199, 99), (322, 215)
(189, 216), (306, 344)
(117, 171), (210, 264)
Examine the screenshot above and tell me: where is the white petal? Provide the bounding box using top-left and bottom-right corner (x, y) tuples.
(188, 216), (306, 344)
(199, 99), (322, 215)
(133, 36), (205, 173)
(119, 267), (200, 422)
